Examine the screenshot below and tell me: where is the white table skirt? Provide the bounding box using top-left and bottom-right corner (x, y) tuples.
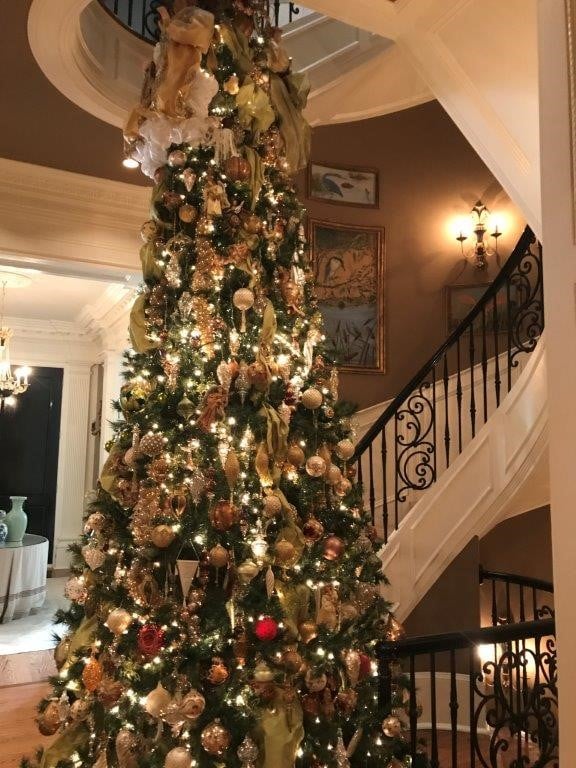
(0, 534), (48, 622)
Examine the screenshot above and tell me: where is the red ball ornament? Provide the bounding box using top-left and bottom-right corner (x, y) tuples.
(254, 616), (279, 642)
(138, 623), (165, 657)
(359, 652), (373, 680)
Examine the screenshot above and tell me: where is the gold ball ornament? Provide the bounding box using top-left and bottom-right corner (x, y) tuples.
(168, 149), (187, 167)
(306, 455), (326, 477)
(140, 433), (164, 457)
(298, 620), (318, 644)
(305, 669), (328, 692)
(148, 456), (170, 482)
(106, 608), (132, 635)
(243, 214), (263, 234)
(115, 729), (139, 768)
(326, 464), (343, 485)
(323, 535), (345, 561)
(302, 515), (324, 544)
(145, 682), (172, 719)
(82, 656), (103, 692)
(233, 287), (255, 312)
(85, 511), (106, 532)
(140, 219), (159, 242)
(335, 439), (355, 461)
(301, 388), (323, 410)
(151, 524), (176, 549)
(334, 478), (352, 497)
(382, 715), (403, 739)
(263, 494), (282, 517)
(275, 538), (296, 565)
(178, 204), (198, 224)
(181, 689), (206, 720)
(208, 544), (229, 568)
(165, 748), (192, 768)
(54, 636), (71, 669)
(201, 720), (231, 756)
(37, 700), (61, 736)
(287, 444), (305, 467)
(82, 545), (106, 570)
(224, 155), (251, 182)
(70, 698), (91, 721)
(237, 559), (259, 584)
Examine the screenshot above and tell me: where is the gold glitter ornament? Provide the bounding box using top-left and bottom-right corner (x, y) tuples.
(287, 444), (305, 467)
(208, 544), (229, 568)
(263, 494), (282, 517)
(335, 439), (355, 461)
(178, 204), (198, 223)
(106, 607), (132, 635)
(140, 433), (164, 457)
(201, 719), (231, 756)
(224, 449), (241, 489)
(37, 700), (61, 736)
(233, 288), (255, 332)
(151, 524), (176, 549)
(301, 388), (323, 409)
(306, 455), (326, 477)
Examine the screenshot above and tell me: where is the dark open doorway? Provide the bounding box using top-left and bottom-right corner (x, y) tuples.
(0, 367), (63, 561)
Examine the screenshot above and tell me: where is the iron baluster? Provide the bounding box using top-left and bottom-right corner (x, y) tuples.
(519, 584), (526, 623)
(449, 649), (458, 767)
(505, 579), (512, 623)
(507, 277), (513, 392)
(469, 324), (476, 439)
(493, 292), (501, 407)
(430, 653), (439, 768)
(409, 655), (418, 759)
(491, 578), (498, 627)
(481, 304), (488, 423)
(468, 647), (476, 768)
(443, 353), (450, 469)
(394, 415), (399, 531)
(381, 426), (388, 542)
(368, 443), (375, 523)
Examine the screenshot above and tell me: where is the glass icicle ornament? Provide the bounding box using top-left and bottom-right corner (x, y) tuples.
(235, 361), (250, 404)
(335, 731), (351, 768)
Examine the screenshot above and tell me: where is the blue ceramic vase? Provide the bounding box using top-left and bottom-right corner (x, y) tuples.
(5, 496), (28, 544)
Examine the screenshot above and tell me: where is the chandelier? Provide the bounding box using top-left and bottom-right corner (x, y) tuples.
(0, 278), (31, 406)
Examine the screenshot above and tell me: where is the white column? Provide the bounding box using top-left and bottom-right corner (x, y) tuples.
(538, 0), (576, 757)
(53, 363), (92, 570)
(99, 349), (125, 469)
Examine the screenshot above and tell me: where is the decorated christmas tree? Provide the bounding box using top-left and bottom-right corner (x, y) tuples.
(26, 2), (410, 767)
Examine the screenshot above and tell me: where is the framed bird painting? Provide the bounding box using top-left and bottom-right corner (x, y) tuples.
(308, 161), (379, 208)
(309, 219), (385, 373)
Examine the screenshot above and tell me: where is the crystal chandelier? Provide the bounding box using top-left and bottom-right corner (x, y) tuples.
(0, 280), (31, 405)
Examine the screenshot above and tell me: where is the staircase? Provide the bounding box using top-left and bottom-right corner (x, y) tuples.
(353, 227), (546, 619)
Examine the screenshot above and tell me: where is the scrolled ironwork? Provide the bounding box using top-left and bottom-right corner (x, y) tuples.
(508, 241), (544, 369)
(395, 380), (435, 500)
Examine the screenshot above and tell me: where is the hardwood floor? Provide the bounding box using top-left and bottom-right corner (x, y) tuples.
(0, 682), (54, 768)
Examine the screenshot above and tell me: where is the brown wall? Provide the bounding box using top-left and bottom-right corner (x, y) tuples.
(296, 101), (525, 409)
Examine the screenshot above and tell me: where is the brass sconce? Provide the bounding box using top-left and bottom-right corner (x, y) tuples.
(456, 200), (502, 270)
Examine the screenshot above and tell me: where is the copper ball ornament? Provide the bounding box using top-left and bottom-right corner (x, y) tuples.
(287, 444), (305, 467)
(178, 204), (198, 224)
(225, 155), (251, 182)
(263, 494), (282, 517)
(325, 464), (343, 485)
(165, 747), (192, 768)
(201, 720), (231, 756)
(334, 478), (352, 497)
(298, 620), (318, 644)
(207, 657), (230, 685)
(151, 524), (176, 549)
(140, 219), (159, 243)
(37, 700), (61, 736)
(210, 499), (238, 531)
(382, 715), (403, 738)
(208, 544), (229, 568)
(303, 516), (324, 544)
(306, 455), (326, 477)
(243, 213), (263, 234)
(335, 438), (355, 461)
(140, 433), (164, 457)
(323, 535), (345, 561)
(168, 149), (187, 167)
(301, 388), (323, 410)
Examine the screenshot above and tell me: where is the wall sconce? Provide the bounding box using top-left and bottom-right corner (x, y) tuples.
(455, 200), (502, 270)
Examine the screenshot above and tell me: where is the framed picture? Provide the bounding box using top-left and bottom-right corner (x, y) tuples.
(309, 219), (385, 373)
(308, 161), (379, 208)
(444, 284), (516, 335)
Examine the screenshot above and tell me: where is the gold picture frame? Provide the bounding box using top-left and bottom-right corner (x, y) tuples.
(309, 219), (385, 373)
(307, 161), (380, 208)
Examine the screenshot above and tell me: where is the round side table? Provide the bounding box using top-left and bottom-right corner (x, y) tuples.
(0, 534), (49, 622)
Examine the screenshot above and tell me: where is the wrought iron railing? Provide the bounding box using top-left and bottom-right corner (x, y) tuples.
(355, 226), (544, 542)
(97, 0), (300, 44)
(379, 618), (557, 768)
(480, 567), (554, 626)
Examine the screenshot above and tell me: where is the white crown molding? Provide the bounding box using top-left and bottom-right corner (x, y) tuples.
(0, 158), (148, 272)
(6, 315), (95, 343)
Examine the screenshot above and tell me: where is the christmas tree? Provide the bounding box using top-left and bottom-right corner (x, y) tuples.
(26, 2), (410, 767)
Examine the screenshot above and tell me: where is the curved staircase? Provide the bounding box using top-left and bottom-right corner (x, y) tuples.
(354, 227), (547, 620)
